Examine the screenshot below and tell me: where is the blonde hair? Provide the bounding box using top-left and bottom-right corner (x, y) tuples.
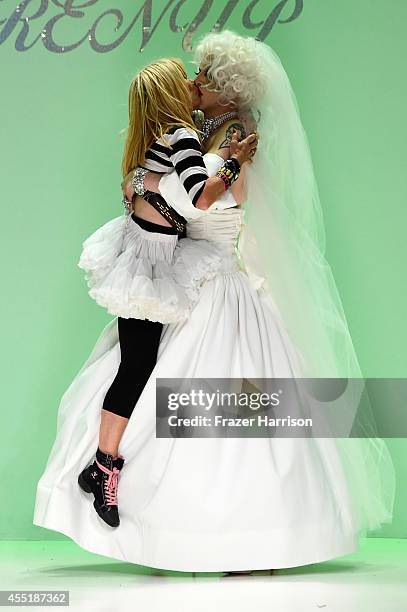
(121, 58), (196, 177)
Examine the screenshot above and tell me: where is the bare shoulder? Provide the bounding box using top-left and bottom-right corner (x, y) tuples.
(206, 120), (247, 154)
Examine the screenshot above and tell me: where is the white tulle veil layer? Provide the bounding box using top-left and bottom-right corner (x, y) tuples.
(237, 40), (395, 534)
(154, 34), (395, 535)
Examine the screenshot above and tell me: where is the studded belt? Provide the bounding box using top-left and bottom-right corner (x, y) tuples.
(141, 191), (187, 235)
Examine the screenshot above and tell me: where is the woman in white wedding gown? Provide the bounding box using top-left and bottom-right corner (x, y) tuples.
(33, 32), (395, 573)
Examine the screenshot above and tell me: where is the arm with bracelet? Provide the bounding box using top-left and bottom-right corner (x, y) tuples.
(128, 127), (258, 211)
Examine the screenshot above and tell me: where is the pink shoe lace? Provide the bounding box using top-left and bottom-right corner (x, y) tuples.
(96, 460), (120, 506)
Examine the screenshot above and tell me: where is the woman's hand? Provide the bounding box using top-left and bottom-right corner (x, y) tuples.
(215, 130), (258, 165)
(232, 131), (259, 165)
(229, 129), (242, 157)
(215, 129), (242, 160)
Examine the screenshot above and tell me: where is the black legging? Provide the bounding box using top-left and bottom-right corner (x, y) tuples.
(102, 214), (178, 419)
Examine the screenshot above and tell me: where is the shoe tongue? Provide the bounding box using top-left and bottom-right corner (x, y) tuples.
(102, 458), (114, 471)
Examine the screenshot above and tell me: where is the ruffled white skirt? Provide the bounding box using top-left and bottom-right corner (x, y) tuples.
(77, 213), (223, 323)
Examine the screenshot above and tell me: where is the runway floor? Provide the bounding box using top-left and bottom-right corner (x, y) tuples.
(0, 537), (406, 611)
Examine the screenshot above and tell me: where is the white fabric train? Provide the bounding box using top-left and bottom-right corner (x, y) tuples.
(33, 154), (394, 572)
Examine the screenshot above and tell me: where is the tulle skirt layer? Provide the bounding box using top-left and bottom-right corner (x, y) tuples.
(77, 214), (226, 323)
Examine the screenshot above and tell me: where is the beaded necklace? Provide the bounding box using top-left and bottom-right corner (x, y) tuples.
(199, 110), (240, 147)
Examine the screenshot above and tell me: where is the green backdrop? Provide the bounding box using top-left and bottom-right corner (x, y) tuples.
(1, 0), (406, 540)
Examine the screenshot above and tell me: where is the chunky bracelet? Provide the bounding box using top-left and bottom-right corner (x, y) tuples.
(131, 167), (149, 197)
(226, 156), (241, 174)
(217, 171), (232, 191)
(215, 157), (241, 190)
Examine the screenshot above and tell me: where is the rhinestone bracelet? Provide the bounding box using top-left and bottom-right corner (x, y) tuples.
(131, 167), (149, 197)
(122, 194), (132, 214)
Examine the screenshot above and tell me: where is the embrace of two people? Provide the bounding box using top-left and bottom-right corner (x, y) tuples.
(33, 30), (395, 575)
(120, 52), (259, 213)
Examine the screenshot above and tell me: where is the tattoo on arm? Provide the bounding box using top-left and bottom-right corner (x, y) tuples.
(218, 122), (246, 149)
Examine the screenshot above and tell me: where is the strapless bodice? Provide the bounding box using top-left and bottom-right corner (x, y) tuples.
(186, 206), (245, 245)
(184, 207), (245, 275)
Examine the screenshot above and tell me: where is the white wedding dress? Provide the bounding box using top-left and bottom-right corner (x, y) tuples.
(33, 155), (393, 572)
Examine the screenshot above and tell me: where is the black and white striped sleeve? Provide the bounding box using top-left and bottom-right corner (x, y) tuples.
(168, 127), (208, 206)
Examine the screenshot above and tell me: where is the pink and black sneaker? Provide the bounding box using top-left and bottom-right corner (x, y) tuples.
(78, 447), (125, 528)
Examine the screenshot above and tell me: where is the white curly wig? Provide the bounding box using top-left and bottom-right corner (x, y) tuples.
(193, 30), (268, 111)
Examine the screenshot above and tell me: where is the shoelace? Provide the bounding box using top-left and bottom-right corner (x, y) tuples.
(96, 460), (120, 506)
